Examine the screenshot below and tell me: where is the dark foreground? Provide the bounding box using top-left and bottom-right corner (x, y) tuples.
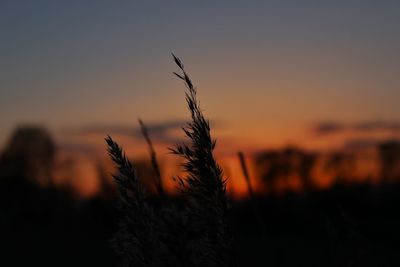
(1, 181), (400, 267)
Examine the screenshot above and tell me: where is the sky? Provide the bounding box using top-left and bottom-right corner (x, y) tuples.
(1, 1), (400, 154)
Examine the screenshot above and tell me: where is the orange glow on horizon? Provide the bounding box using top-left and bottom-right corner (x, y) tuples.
(48, 140), (395, 200)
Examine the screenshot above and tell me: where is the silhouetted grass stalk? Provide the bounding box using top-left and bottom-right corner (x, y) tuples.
(238, 151), (255, 198)
(106, 55), (232, 267)
(170, 53), (232, 266)
(138, 118), (165, 198)
(238, 151), (267, 239)
(105, 135), (161, 267)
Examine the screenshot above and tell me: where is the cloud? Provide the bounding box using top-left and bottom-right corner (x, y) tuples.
(312, 120), (400, 136)
(354, 120), (400, 131)
(312, 121), (346, 135)
(64, 120), (188, 144)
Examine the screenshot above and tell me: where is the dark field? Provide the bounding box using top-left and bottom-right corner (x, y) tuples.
(2, 180), (400, 267)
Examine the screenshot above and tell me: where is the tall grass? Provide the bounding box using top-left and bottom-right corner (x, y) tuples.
(238, 151), (266, 238)
(238, 151), (254, 198)
(170, 53), (232, 267)
(105, 136), (162, 267)
(138, 118), (165, 198)
(106, 54), (232, 267)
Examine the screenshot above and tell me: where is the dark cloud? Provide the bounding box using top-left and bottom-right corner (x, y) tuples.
(354, 120), (400, 131)
(313, 120), (400, 136)
(63, 120), (188, 144)
(133, 120), (186, 143)
(312, 122), (346, 135)
(69, 125), (137, 136)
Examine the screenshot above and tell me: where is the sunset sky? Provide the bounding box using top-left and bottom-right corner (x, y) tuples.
(3, 5), (400, 266)
(1, 1), (400, 155)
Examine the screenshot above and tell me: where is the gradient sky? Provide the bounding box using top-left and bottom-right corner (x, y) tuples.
(1, 1), (400, 152)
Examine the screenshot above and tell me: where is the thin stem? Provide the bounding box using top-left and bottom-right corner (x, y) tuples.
(138, 118), (165, 198)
